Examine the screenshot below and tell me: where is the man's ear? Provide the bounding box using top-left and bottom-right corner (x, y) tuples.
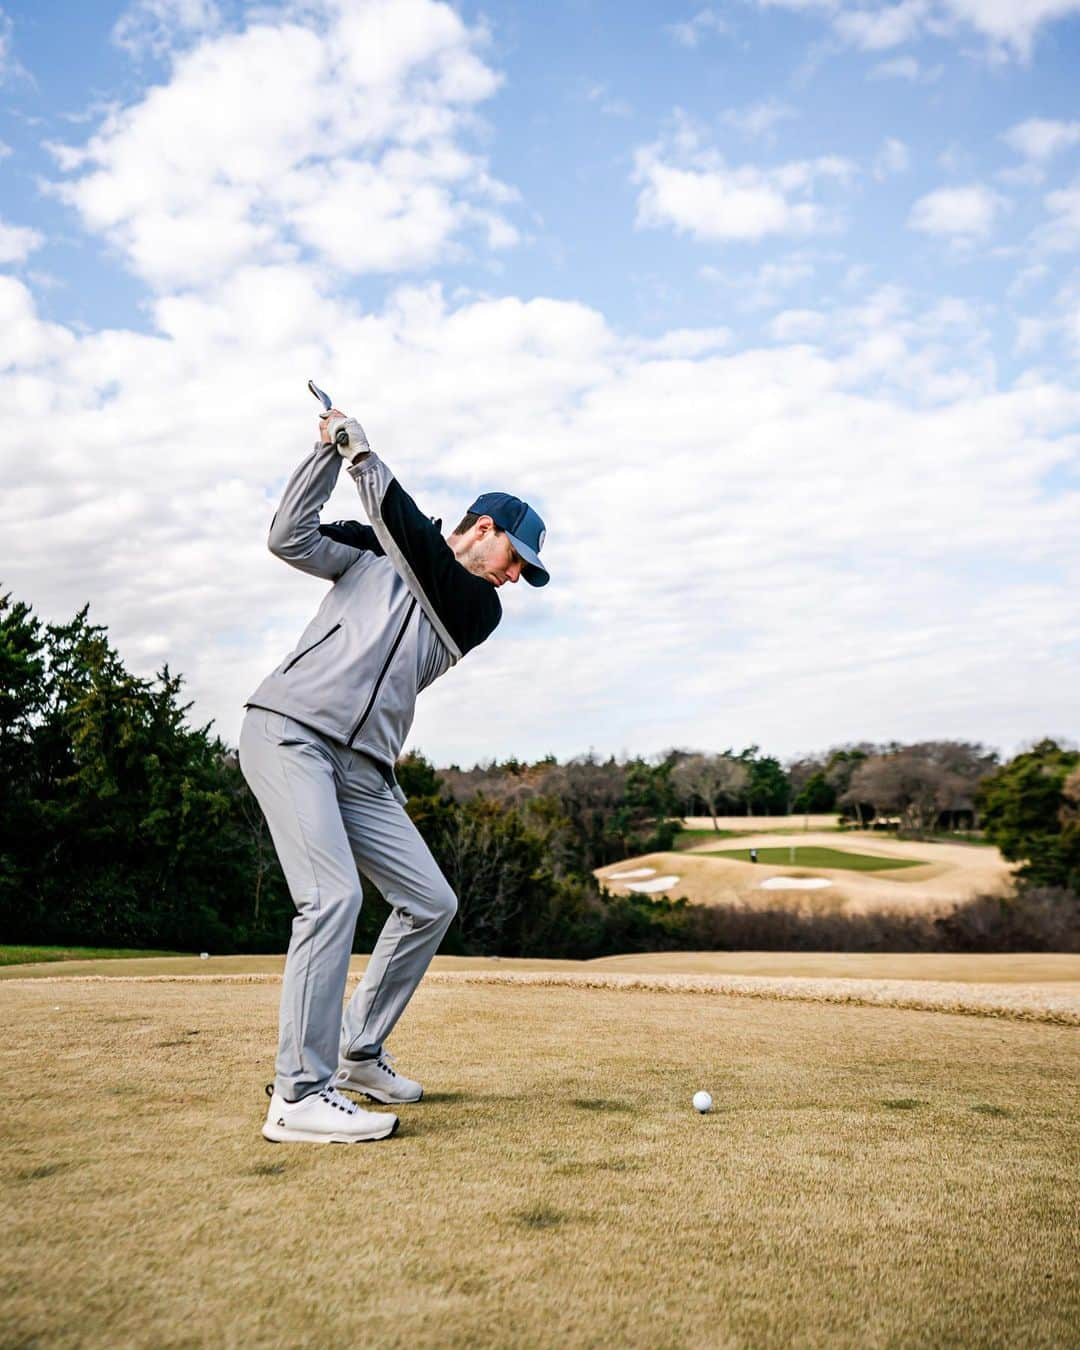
(475, 514), (496, 538)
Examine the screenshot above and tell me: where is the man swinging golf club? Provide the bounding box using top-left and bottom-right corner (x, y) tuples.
(240, 382), (549, 1144)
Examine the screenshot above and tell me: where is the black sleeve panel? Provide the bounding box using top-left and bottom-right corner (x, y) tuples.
(318, 520), (384, 555)
(379, 478), (502, 654)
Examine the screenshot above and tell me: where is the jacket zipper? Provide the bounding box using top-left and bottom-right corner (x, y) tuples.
(347, 599), (417, 746)
(282, 622), (342, 673)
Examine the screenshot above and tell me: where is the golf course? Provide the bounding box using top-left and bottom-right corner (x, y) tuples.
(597, 821), (1016, 915)
(2, 952), (1077, 1347)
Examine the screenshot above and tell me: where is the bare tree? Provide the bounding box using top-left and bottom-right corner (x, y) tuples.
(670, 753), (749, 831)
(846, 741), (998, 838)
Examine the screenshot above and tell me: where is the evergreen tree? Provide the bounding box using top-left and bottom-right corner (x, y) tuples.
(977, 740), (1080, 890)
(0, 592), (48, 921)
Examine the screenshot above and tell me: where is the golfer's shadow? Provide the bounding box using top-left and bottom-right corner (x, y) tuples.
(389, 1089), (525, 1135)
(419, 1090), (469, 1104)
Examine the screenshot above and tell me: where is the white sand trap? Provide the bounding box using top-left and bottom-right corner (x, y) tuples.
(624, 875), (680, 894)
(760, 877), (833, 891)
(607, 868), (657, 879)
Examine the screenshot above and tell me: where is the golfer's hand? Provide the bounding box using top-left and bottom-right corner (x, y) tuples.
(320, 409), (371, 464)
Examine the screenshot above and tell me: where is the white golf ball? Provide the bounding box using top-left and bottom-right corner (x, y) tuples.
(693, 1090), (713, 1114)
(199, 952), (209, 960)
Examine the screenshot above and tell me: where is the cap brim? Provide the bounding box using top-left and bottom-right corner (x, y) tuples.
(506, 532), (549, 587)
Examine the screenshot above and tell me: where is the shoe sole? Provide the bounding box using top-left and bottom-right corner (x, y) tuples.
(337, 1083), (423, 1105)
(261, 1116), (400, 1144)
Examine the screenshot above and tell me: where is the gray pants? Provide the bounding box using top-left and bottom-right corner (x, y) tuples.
(238, 707), (457, 1101)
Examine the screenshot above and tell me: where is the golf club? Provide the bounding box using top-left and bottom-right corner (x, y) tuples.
(308, 379), (350, 450)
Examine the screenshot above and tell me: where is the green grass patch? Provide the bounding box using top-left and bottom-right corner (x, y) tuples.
(700, 846), (923, 872)
(0, 945), (185, 967)
(674, 826), (845, 849)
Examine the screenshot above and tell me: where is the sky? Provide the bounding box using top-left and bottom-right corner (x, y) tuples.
(0, 0), (1077, 769)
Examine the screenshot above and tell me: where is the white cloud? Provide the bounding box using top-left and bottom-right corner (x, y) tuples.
(0, 9), (11, 82)
(2, 2), (1078, 768)
(943, 0), (1080, 59)
(1015, 316), (1051, 354)
(1003, 117), (1080, 162)
(868, 54), (943, 81)
(909, 183), (1003, 238)
(0, 218), (44, 263)
(633, 119), (855, 244)
(721, 99), (798, 140)
(833, 0), (930, 50)
(1034, 182), (1080, 252)
(0, 6), (29, 88)
(3, 263), (1077, 765)
(702, 256), (817, 310)
(584, 83), (632, 118)
(47, 0), (513, 290)
(112, 0), (223, 59)
(869, 54), (920, 78)
(873, 137), (910, 179)
(767, 307), (826, 339)
(759, 0), (1080, 60)
(667, 7), (730, 46)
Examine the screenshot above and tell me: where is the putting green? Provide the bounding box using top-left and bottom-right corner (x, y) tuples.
(702, 846), (923, 872)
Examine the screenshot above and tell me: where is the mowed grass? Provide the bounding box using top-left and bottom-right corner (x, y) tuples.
(703, 845), (923, 872)
(674, 827), (757, 846)
(674, 827), (845, 848)
(0, 945), (184, 967)
(2, 978), (1077, 1347)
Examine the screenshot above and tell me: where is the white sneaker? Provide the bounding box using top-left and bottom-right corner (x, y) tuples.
(334, 1050), (423, 1104)
(262, 1084), (399, 1144)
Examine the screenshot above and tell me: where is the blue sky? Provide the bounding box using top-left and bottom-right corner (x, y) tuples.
(0, 0), (1077, 765)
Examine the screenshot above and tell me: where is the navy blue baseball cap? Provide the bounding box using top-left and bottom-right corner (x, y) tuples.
(468, 491), (549, 587)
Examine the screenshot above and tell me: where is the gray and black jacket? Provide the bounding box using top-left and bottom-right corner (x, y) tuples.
(246, 439), (501, 796)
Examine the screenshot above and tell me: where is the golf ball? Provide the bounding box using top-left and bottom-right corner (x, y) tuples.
(693, 1090), (713, 1114)
(199, 952), (209, 960)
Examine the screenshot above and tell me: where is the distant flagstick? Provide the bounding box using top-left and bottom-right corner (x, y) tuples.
(308, 378), (350, 450)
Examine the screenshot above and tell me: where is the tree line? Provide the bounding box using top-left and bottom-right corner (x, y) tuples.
(1, 590), (1077, 955)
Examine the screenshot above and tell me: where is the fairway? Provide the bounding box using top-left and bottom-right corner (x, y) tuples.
(598, 831), (1015, 914)
(0, 945), (183, 967)
(2, 975), (1077, 1347)
(703, 846), (922, 872)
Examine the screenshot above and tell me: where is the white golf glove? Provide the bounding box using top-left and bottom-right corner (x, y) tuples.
(324, 414), (371, 463)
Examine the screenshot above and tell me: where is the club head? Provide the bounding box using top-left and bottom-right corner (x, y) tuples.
(308, 379), (333, 413)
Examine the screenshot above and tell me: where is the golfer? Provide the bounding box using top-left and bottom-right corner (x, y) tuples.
(240, 403), (548, 1143)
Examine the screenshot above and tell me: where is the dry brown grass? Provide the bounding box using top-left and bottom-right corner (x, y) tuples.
(681, 814), (841, 832)
(599, 831), (1015, 915)
(2, 976), (1077, 1347)
(4, 951), (1077, 985)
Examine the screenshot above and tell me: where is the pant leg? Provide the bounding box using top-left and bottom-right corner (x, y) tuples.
(238, 708), (364, 1100)
(337, 751), (458, 1060)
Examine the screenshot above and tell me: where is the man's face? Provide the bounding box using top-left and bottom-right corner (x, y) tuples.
(456, 519), (525, 587)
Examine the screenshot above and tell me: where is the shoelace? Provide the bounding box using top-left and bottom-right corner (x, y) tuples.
(375, 1052), (398, 1078)
(318, 1086), (358, 1114)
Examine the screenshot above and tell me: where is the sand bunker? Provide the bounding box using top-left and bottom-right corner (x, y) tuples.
(759, 877), (833, 891)
(607, 868), (657, 879)
(624, 875), (680, 894)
